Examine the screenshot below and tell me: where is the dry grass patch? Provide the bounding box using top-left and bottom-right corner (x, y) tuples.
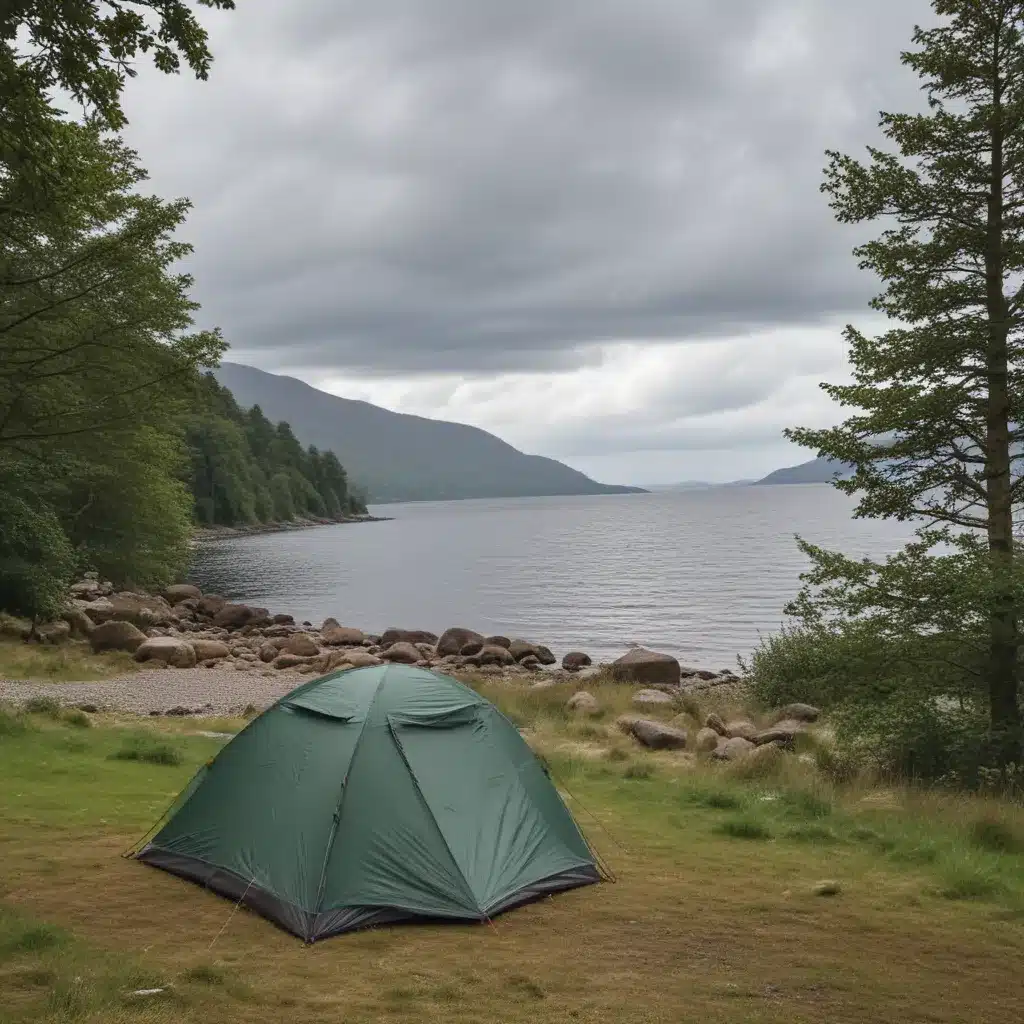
(3, 703), (1024, 1022)
(0, 638), (138, 684)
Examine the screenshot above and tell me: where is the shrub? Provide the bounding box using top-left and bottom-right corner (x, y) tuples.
(785, 824), (841, 844)
(681, 785), (746, 811)
(110, 735), (183, 766)
(0, 704), (31, 737)
(622, 761), (654, 780)
(969, 814), (1024, 855)
(63, 710), (92, 729)
(713, 816), (772, 840)
(23, 695), (62, 719)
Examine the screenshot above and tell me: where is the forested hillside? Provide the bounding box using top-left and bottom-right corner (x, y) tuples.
(0, 10), (363, 619)
(186, 374), (366, 527)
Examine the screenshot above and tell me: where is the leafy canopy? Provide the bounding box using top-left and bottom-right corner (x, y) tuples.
(1, 0), (237, 130)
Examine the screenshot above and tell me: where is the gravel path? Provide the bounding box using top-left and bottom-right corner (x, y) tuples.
(0, 667), (308, 715)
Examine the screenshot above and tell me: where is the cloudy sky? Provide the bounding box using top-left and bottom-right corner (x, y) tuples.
(118, 0), (933, 485)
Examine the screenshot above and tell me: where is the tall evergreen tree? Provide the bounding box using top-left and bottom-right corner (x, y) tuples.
(787, 0), (1024, 767)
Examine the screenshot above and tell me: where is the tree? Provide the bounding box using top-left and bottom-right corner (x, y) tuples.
(2, 0), (237, 131)
(786, 0), (1024, 767)
(0, 112), (225, 460)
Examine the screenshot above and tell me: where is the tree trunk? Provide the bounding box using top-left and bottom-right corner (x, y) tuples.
(984, 60), (1023, 769)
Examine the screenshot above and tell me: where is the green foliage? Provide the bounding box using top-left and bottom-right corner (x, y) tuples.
(713, 816), (772, 840)
(3, 1), (237, 132)
(23, 695), (61, 718)
(109, 735), (183, 766)
(773, 0), (1024, 773)
(0, 490), (76, 620)
(185, 379), (366, 528)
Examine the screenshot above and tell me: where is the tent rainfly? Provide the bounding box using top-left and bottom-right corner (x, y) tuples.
(131, 663), (602, 941)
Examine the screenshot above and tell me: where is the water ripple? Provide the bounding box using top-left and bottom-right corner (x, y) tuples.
(188, 486), (915, 667)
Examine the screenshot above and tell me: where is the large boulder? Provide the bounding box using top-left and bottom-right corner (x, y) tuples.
(478, 644), (515, 666)
(509, 639), (556, 665)
(272, 653), (310, 670)
(82, 592), (172, 627)
(566, 691), (601, 716)
(134, 636), (197, 669)
(379, 628), (439, 649)
(626, 718), (689, 751)
(36, 620), (71, 644)
(259, 642), (279, 663)
(285, 633), (320, 657)
(610, 648), (681, 687)
(322, 625), (366, 647)
(437, 627), (485, 656)
(212, 603), (259, 629)
(753, 719), (806, 747)
(705, 712), (728, 736)
(562, 651), (592, 672)
(484, 635), (512, 650)
(694, 727), (720, 753)
(90, 619), (147, 653)
(380, 641), (421, 664)
(774, 703), (821, 724)
(346, 651), (383, 669)
(712, 737), (756, 762)
(724, 719), (759, 741)
(62, 606), (95, 638)
(190, 639), (231, 662)
(163, 583), (202, 604)
(196, 594), (228, 618)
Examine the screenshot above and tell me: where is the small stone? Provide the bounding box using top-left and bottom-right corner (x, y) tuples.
(813, 880), (842, 897)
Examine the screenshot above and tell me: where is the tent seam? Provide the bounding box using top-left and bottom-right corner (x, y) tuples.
(386, 712), (486, 919)
(310, 666), (392, 924)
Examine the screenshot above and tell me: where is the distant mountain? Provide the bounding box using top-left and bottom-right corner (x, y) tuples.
(212, 362), (647, 504)
(755, 456), (855, 485)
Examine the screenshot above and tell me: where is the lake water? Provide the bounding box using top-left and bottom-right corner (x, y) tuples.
(187, 484), (916, 670)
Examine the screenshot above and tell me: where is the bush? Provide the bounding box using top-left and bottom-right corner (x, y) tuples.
(713, 816), (772, 841)
(747, 619), (993, 785)
(110, 735), (183, 766)
(0, 493), (77, 621)
(0, 703), (31, 737)
(969, 814), (1024, 855)
(23, 695), (62, 719)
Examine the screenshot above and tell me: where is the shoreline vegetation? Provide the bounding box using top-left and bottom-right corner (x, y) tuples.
(191, 511), (392, 542)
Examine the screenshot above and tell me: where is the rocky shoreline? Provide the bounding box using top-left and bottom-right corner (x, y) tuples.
(1, 575), (821, 764)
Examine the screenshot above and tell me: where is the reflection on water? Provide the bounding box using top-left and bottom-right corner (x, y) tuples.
(188, 485), (915, 667)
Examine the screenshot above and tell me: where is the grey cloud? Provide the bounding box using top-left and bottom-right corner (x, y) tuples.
(123, 0), (934, 374)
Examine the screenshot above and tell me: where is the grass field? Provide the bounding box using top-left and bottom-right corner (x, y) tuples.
(2, 686), (1024, 1023)
(0, 636), (139, 683)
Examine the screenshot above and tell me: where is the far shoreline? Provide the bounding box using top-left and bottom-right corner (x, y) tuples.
(191, 513), (392, 544)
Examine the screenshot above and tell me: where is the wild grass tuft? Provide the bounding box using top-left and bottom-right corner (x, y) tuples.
(713, 816), (773, 840)
(0, 703), (33, 738)
(22, 695), (62, 719)
(622, 761), (655, 780)
(109, 735), (183, 766)
(969, 814), (1024, 855)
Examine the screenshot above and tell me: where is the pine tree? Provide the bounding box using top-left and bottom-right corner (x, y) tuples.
(788, 0), (1024, 767)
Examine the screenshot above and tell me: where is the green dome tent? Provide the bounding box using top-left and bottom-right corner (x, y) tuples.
(131, 664), (602, 942)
